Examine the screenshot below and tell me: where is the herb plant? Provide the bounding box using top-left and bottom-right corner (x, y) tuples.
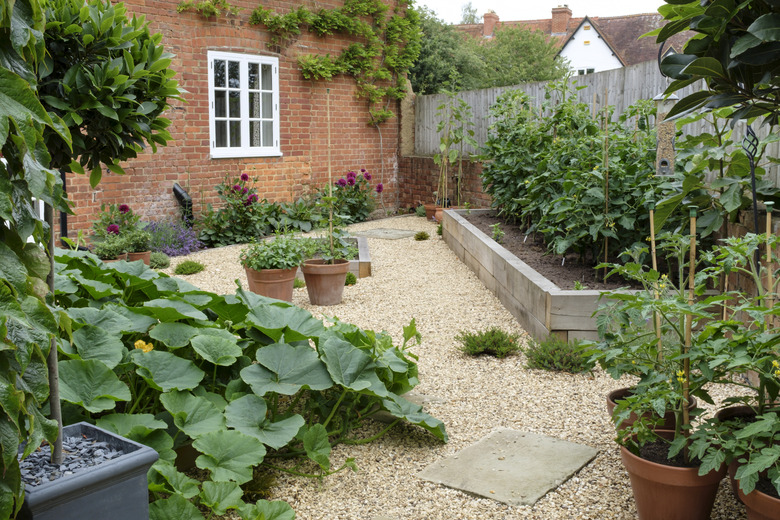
(455, 327), (521, 359)
(523, 336), (593, 373)
(344, 272), (357, 286)
(149, 252), (171, 269)
(415, 231), (430, 241)
(239, 233), (307, 271)
(174, 260), (206, 275)
(415, 205), (426, 217)
(92, 234), (128, 260)
(490, 223), (504, 243)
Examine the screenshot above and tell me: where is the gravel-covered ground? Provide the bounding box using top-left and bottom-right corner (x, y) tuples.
(163, 215), (747, 520)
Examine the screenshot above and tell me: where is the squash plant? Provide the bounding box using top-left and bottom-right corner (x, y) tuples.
(53, 249), (446, 519)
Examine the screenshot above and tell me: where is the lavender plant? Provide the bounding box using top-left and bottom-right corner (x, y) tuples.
(147, 219), (203, 256)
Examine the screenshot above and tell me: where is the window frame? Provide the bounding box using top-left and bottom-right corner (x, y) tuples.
(207, 51), (282, 159)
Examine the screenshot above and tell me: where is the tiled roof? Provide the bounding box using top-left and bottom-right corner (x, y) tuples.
(456, 12), (693, 67)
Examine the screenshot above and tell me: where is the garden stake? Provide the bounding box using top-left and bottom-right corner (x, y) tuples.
(603, 88), (610, 282)
(327, 88), (333, 255)
(683, 207), (697, 460)
(766, 201), (774, 314)
(649, 203), (663, 359)
(743, 125), (760, 266)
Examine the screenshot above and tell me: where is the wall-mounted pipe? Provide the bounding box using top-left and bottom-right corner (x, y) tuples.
(173, 183), (193, 226)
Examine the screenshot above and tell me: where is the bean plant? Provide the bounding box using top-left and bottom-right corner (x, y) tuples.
(53, 250), (446, 519)
(480, 78), (663, 263)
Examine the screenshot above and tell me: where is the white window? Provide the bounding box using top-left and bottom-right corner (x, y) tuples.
(208, 51), (281, 158)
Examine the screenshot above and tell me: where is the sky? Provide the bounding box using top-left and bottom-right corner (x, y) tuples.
(417, 0), (665, 24)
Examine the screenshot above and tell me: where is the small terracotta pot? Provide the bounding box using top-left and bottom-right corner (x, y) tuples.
(301, 259), (349, 306)
(423, 203), (436, 221)
(127, 250), (151, 265)
(245, 266), (298, 302)
(434, 207), (444, 223)
(620, 430), (726, 520)
(606, 387), (697, 430)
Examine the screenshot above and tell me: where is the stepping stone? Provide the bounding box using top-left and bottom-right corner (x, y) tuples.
(351, 228), (417, 240)
(418, 429), (597, 507)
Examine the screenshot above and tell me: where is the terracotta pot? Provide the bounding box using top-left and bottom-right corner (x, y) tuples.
(245, 266), (298, 302)
(738, 480), (780, 520)
(620, 430), (726, 520)
(715, 405), (758, 503)
(126, 250), (151, 265)
(301, 259), (349, 306)
(607, 386), (697, 430)
(101, 252), (128, 263)
(434, 207), (444, 223)
(424, 203), (436, 221)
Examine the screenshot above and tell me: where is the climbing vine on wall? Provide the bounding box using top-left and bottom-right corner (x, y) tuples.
(249, 0), (421, 125)
(177, 0), (241, 17)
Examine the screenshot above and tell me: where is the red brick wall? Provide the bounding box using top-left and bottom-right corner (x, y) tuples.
(396, 156), (491, 211)
(65, 0), (401, 237)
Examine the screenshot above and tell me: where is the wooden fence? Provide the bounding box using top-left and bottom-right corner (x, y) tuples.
(413, 60), (780, 185)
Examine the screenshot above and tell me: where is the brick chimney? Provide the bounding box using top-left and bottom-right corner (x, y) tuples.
(551, 5), (572, 34)
(483, 11), (499, 38)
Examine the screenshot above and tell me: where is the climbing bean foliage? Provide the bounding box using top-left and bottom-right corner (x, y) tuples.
(53, 250), (446, 519)
(480, 79), (662, 262)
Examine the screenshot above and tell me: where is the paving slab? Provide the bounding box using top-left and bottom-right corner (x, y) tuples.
(418, 429), (597, 507)
(351, 228), (416, 240)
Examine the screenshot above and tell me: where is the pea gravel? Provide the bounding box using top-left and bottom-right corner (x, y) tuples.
(163, 215), (747, 520)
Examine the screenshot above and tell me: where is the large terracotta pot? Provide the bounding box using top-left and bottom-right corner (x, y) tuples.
(245, 266), (298, 302)
(301, 259), (349, 306)
(715, 405), (758, 503)
(738, 481), (780, 520)
(607, 386), (697, 430)
(101, 252), (128, 263)
(620, 430), (726, 520)
(434, 207), (444, 223)
(127, 250), (151, 265)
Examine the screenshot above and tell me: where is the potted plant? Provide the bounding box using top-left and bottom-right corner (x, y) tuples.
(589, 221), (730, 520)
(92, 233), (128, 263)
(239, 232), (306, 302)
(301, 227), (357, 306)
(125, 227), (152, 265)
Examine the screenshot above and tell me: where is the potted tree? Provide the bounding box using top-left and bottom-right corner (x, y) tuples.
(239, 232), (307, 302)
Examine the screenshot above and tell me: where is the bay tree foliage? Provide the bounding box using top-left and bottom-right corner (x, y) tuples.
(653, 0), (780, 126)
(409, 8), (567, 95)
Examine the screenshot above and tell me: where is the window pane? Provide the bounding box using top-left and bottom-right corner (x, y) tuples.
(214, 90), (226, 117)
(261, 93), (272, 118)
(229, 91), (240, 118)
(229, 121), (241, 147)
(250, 121), (261, 147)
(262, 121), (273, 147)
(249, 92), (260, 118)
(261, 64), (272, 90)
(214, 60), (225, 87)
(248, 63), (259, 90)
(215, 121), (227, 147)
(228, 61), (240, 88)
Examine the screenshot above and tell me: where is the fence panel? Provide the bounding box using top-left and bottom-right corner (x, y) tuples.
(413, 61), (779, 185)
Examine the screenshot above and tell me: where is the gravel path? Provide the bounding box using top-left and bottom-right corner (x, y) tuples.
(163, 215), (746, 520)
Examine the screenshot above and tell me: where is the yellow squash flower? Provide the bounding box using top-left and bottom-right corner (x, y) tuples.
(134, 339), (154, 353)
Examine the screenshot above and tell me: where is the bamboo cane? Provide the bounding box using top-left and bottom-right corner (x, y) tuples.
(766, 202), (774, 314)
(603, 88), (610, 282)
(683, 207), (696, 459)
(327, 88), (333, 256)
(649, 204), (662, 360)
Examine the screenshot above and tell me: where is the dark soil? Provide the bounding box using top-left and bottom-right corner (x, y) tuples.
(463, 211), (633, 291)
(639, 440), (700, 469)
(755, 477), (780, 500)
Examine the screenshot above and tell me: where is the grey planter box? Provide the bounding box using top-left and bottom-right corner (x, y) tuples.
(20, 422), (158, 520)
(442, 209), (617, 342)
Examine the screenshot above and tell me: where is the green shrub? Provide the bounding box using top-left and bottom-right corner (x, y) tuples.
(523, 336), (594, 373)
(149, 251), (171, 269)
(415, 204), (426, 217)
(345, 272), (357, 285)
(437, 223), (442, 236)
(239, 233), (306, 271)
(415, 231), (429, 241)
(174, 260), (205, 275)
(293, 277), (306, 289)
(325, 169), (376, 225)
(455, 327), (521, 359)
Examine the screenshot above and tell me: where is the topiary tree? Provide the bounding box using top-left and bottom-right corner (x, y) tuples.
(654, 0), (780, 125)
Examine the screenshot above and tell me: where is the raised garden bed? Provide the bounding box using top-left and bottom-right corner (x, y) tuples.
(442, 209), (613, 341)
